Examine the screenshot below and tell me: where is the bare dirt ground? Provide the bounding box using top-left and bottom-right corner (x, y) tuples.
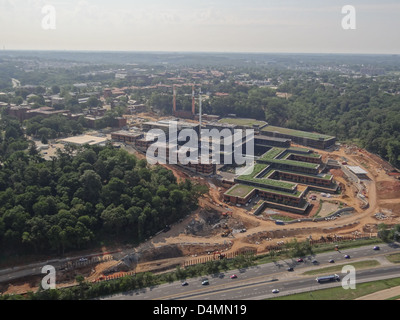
(356, 286), (400, 300)
(2, 144), (400, 295)
(143, 144), (400, 268)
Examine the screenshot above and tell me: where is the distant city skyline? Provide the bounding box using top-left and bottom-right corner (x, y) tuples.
(1, 0), (399, 54)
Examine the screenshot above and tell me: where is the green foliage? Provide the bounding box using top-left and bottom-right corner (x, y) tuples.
(378, 223), (400, 243)
(0, 253), (256, 300)
(0, 121), (200, 255)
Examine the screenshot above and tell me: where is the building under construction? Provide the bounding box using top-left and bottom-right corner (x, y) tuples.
(223, 146), (339, 214)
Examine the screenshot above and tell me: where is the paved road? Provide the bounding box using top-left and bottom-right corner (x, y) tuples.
(104, 243), (400, 300)
(0, 251), (117, 284)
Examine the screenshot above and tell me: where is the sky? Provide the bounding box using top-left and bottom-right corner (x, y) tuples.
(0, 0), (399, 54)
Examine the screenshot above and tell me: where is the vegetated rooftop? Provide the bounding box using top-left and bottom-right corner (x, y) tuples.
(262, 125), (335, 141)
(259, 148), (320, 169)
(218, 117), (268, 127)
(225, 184), (255, 197)
(237, 164), (297, 190)
(225, 184), (303, 199)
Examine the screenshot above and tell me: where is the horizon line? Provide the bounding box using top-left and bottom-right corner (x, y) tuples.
(1, 49), (399, 56)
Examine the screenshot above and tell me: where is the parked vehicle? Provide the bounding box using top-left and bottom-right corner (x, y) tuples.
(316, 274), (340, 283)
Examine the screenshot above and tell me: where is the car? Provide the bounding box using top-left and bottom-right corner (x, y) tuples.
(373, 246), (380, 251)
(181, 281), (189, 286)
(312, 259), (318, 265)
(287, 267), (294, 272)
(329, 259), (335, 263)
(79, 258), (88, 262)
(297, 258), (304, 263)
(201, 279), (209, 285)
(230, 274), (238, 279)
(344, 254), (351, 259)
(272, 289), (280, 294)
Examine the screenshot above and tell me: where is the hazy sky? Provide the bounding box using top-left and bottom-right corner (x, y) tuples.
(1, 0), (399, 53)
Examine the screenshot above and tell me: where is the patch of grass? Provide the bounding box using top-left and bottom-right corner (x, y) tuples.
(269, 277), (400, 300)
(302, 260), (380, 276)
(253, 238), (383, 267)
(219, 118), (267, 127)
(386, 253), (400, 264)
(269, 215), (295, 222)
(311, 238), (383, 255)
(262, 126), (334, 141)
(225, 184), (255, 197)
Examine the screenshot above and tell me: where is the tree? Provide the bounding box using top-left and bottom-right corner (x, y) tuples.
(87, 96), (101, 109)
(51, 85), (61, 95)
(79, 170), (102, 203)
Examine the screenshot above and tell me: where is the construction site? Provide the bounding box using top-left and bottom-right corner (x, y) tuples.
(2, 103), (400, 295)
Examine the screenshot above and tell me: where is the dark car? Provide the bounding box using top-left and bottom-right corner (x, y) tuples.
(373, 246), (380, 251)
(287, 267), (294, 272)
(329, 259), (335, 263)
(181, 281), (188, 286)
(344, 254), (351, 259)
(202, 279), (209, 285)
(297, 258), (304, 263)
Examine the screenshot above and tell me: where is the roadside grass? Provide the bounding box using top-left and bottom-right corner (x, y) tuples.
(269, 278), (400, 300)
(253, 238), (383, 266)
(302, 260), (380, 276)
(385, 253), (400, 264)
(269, 215), (295, 222)
(386, 295), (400, 300)
(311, 238), (383, 255)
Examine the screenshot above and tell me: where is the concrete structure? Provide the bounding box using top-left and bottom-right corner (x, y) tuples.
(111, 131), (144, 144)
(347, 166), (369, 180)
(7, 105), (69, 122)
(60, 135), (108, 146)
(224, 146), (338, 214)
(261, 125), (336, 150)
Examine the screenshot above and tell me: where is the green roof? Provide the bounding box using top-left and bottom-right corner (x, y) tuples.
(219, 118), (268, 127)
(259, 148), (320, 169)
(260, 147), (286, 161)
(225, 184), (255, 198)
(283, 152), (321, 160)
(278, 170), (333, 181)
(225, 184), (303, 199)
(266, 159), (320, 169)
(262, 126), (335, 141)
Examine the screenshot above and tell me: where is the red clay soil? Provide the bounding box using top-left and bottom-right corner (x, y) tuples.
(376, 180), (400, 200)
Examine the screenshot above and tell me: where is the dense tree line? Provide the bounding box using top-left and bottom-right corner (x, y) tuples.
(25, 115), (85, 141)
(0, 117), (207, 256)
(0, 252), (256, 300)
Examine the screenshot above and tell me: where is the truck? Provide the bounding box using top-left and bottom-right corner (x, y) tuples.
(316, 274), (340, 283)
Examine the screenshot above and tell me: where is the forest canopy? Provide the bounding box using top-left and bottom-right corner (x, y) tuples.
(0, 117), (207, 256)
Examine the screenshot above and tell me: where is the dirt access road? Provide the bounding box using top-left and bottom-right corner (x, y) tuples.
(147, 144), (400, 260)
(4, 145), (399, 295)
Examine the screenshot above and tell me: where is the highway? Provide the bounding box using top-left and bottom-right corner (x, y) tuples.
(104, 242), (400, 300)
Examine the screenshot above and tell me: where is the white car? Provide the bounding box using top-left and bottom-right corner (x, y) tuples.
(272, 289), (280, 294)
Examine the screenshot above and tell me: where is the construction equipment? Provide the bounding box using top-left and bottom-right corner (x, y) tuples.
(213, 251), (226, 260)
(221, 229), (232, 237)
(221, 211), (232, 218)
